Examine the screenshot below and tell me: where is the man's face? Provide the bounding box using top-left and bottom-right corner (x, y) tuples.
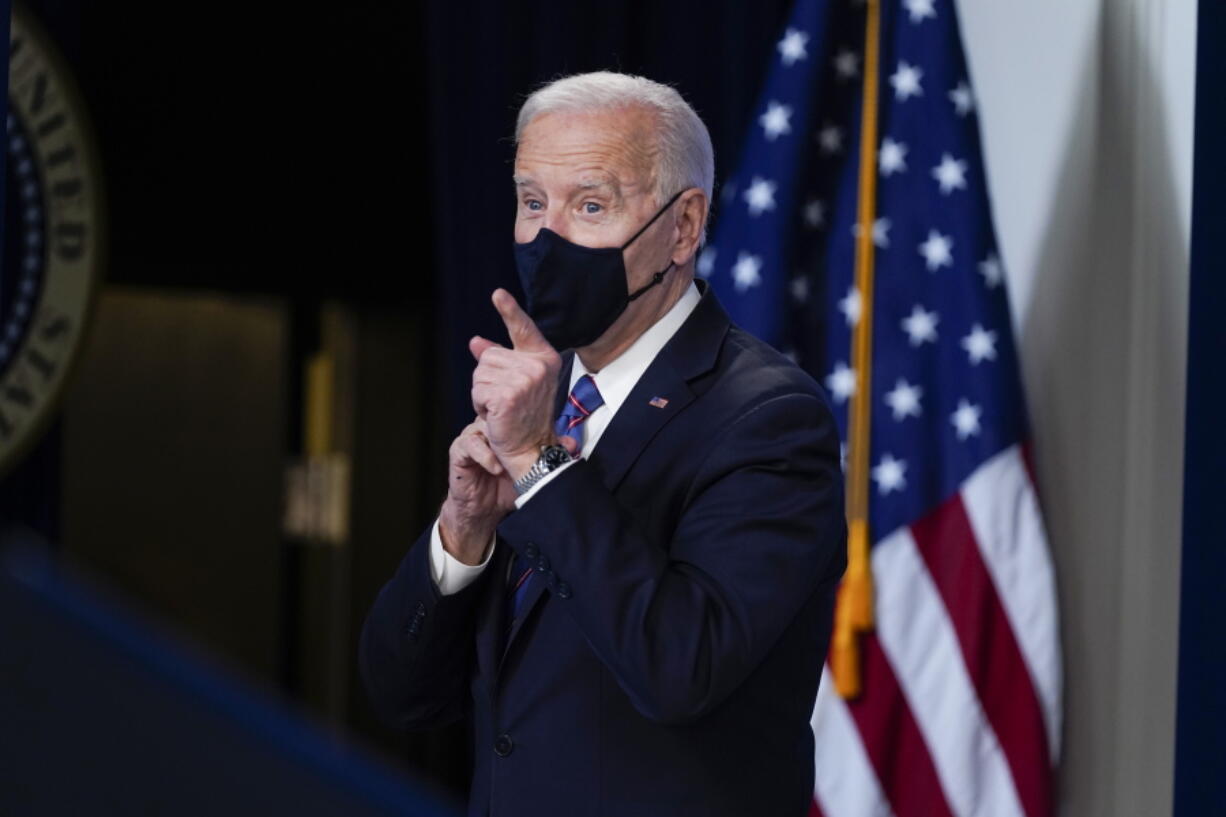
(513, 108), (674, 292)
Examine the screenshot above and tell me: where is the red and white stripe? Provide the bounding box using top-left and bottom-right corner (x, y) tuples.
(811, 444), (1061, 817)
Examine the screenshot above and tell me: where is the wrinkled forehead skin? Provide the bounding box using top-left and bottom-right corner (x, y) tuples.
(515, 105), (664, 206)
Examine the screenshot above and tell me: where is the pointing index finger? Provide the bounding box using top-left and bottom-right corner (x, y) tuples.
(492, 288), (551, 352)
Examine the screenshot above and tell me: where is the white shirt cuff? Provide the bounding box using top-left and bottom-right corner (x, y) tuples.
(513, 458), (578, 508)
(429, 517), (496, 595)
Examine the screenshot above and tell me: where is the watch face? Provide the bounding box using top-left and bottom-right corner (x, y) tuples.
(543, 444), (571, 468)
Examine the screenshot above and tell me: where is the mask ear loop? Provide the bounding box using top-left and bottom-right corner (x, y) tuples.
(621, 188), (687, 302)
(627, 261), (676, 301)
(619, 188), (688, 250)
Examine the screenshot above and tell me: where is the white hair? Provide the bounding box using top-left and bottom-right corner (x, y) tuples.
(515, 71), (715, 245)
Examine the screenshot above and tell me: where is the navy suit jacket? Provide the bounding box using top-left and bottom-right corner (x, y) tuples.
(359, 280), (847, 817)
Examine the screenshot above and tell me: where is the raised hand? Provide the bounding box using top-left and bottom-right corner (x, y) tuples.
(469, 288), (564, 482)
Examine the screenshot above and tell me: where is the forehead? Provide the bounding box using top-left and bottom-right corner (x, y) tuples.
(514, 108), (657, 191)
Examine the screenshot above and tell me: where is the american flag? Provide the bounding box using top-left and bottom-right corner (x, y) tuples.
(700, 1), (1062, 816)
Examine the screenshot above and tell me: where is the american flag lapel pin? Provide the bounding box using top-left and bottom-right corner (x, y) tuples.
(648, 396), (669, 409)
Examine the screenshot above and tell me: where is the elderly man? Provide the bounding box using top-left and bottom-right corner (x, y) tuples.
(359, 71), (846, 817)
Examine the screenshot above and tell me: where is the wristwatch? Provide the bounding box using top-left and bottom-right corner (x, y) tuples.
(513, 443), (573, 496)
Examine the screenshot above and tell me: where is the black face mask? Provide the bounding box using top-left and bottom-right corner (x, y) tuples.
(513, 188), (686, 350)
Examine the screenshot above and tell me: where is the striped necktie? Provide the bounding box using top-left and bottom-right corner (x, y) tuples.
(502, 374), (604, 650)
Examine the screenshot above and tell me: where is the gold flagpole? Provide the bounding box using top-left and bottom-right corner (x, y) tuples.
(832, 0), (881, 700)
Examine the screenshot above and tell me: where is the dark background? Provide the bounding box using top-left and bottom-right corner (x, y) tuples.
(0, 0), (793, 805)
(1175, 0), (1226, 812)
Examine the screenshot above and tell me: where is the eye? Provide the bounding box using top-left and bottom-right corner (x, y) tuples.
(523, 198), (544, 212)
(583, 201), (603, 215)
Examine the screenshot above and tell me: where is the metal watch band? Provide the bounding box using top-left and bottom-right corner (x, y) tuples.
(513, 445), (569, 496)
(513, 459), (549, 496)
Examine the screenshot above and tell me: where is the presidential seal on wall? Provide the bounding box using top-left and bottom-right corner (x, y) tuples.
(0, 3), (103, 478)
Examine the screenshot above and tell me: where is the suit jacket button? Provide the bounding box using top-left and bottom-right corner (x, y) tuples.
(535, 553), (550, 572)
(494, 733), (514, 757)
(556, 582), (572, 600)
(416, 602), (426, 616)
(525, 543), (539, 559)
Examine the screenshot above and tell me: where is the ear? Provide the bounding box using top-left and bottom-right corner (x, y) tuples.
(670, 188), (709, 268)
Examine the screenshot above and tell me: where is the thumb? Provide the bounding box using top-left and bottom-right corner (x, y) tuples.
(469, 335), (502, 361)
(558, 435), (580, 458)
(492, 288), (552, 353)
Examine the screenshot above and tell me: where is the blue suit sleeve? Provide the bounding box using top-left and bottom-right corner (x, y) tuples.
(358, 522), (488, 731)
(496, 391), (847, 725)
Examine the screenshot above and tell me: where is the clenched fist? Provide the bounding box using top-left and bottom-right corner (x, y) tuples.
(469, 288), (564, 482)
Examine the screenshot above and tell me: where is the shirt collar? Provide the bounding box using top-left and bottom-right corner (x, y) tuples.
(568, 281), (701, 414)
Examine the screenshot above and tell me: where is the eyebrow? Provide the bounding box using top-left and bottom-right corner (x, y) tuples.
(512, 175), (621, 196)
(576, 178), (618, 193)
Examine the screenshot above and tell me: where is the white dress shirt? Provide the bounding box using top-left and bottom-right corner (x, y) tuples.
(429, 281), (702, 595)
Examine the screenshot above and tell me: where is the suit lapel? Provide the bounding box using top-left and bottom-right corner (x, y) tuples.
(495, 282), (729, 666)
(587, 281), (728, 492)
(585, 358), (694, 491)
